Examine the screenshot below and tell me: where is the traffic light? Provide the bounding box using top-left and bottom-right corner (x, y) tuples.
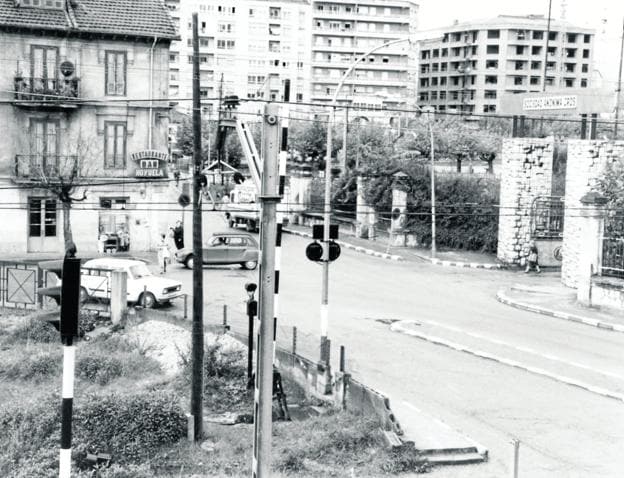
(305, 241), (341, 263)
(37, 257), (82, 340)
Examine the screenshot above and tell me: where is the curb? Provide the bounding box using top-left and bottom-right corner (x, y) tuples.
(390, 321), (624, 403)
(283, 228), (405, 262)
(429, 257), (507, 270)
(496, 289), (624, 334)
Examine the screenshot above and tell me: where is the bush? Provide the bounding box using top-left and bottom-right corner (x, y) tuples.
(77, 354), (123, 385)
(10, 317), (58, 343)
(74, 391), (186, 465)
(364, 166), (500, 253)
(0, 351), (61, 381)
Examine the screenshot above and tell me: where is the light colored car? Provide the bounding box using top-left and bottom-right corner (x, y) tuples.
(81, 258), (183, 308)
(174, 232), (259, 270)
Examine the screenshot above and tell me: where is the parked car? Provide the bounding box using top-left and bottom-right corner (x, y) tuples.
(81, 258), (183, 308)
(174, 232), (259, 270)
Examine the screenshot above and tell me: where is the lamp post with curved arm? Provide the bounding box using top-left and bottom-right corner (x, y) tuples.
(319, 37), (416, 364)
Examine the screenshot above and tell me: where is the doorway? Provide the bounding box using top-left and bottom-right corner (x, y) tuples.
(27, 197), (58, 252)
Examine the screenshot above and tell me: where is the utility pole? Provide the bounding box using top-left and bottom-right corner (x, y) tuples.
(190, 12), (204, 442)
(342, 106), (348, 173)
(252, 102), (280, 478)
(321, 106), (335, 365)
(615, 17), (624, 139)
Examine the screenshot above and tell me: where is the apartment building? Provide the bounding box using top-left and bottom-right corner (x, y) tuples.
(310, 0), (419, 115)
(0, 0), (179, 255)
(416, 15), (595, 114)
(165, 0), (312, 115)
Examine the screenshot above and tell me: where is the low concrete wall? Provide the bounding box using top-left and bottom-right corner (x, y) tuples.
(590, 277), (624, 310)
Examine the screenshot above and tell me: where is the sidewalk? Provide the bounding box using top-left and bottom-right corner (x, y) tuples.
(497, 276), (624, 333)
(284, 224), (503, 268)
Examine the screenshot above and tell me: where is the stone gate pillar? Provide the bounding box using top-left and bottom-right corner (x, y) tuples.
(576, 193), (607, 306)
(355, 176), (375, 239)
(390, 172), (408, 247)
(497, 138), (554, 265)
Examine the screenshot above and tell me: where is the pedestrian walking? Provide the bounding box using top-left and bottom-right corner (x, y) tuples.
(525, 240), (541, 273)
(157, 233), (171, 274)
(173, 220), (184, 250)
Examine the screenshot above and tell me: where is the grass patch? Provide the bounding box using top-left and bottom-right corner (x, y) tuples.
(0, 350), (61, 381)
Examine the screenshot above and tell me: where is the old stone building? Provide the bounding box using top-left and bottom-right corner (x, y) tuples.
(0, 0), (179, 255)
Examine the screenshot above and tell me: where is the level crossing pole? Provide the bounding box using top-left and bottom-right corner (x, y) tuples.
(252, 102), (280, 478)
(190, 12), (204, 441)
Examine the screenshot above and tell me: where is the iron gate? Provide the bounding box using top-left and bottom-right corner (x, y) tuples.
(0, 261), (43, 309)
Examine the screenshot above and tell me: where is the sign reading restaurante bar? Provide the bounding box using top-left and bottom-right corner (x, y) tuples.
(131, 150), (169, 178)
(522, 95), (578, 111)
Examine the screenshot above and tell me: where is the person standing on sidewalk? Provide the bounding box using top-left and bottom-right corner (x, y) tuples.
(157, 233), (171, 274)
(525, 240), (541, 273)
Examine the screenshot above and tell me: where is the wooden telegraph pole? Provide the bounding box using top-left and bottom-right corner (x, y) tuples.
(190, 12), (204, 441)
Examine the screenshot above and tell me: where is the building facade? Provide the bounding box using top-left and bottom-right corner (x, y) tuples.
(165, 0), (312, 115)
(0, 0), (179, 255)
(416, 15), (595, 115)
(310, 0), (419, 116)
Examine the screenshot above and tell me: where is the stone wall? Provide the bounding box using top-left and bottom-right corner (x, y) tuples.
(562, 140), (624, 287)
(497, 138), (554, 265)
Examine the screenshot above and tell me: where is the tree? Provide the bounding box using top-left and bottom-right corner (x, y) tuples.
(20, 135), (97, 253)
(175, 115), (215, 165)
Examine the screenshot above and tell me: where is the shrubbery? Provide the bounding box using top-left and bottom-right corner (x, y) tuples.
(364, 165), (500, 253)
(0, 351), (61, 381)
(77, 354), (124, 385)
(9, 317), (58, 343)
(0, 391), (186, 476)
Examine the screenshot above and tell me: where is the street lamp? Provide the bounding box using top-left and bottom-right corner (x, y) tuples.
(321, 37), (413, 363)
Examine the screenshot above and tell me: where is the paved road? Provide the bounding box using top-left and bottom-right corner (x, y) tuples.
(164, 227), (624, 478)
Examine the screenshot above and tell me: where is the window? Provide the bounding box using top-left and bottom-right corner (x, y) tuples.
(564, 63), (575, 73)
(218, 23), (234, 33)
(249, 8), (254, 16)
(31, 45), (58, 83)
(582, 64), (589, 73)
(516, 46), (526, 55)
(486, 59), (498, 69)
(439, 91), (446, 100)
(515, 61), (525, 70)
(531, 60), (541, 70)
(564, 78), (575, 87)
(530, 76), (540, 85)
(548, 31), (558, 41)
(567, 33), (577, 43)
(582, 49), (590, 59)
(485, 75), (497, 84)
(546, 61), (556, 71)
(514, 76), (523, 86)
(296, 93), (303, 102)
(483, 104), (496, 113)
(486, 45), (499, 54)
(584, 34), (591, 43)
(105, 51), (126, 96)
(581, 78), (588, 87)
(533, 30), (544, 40)
(487, 30), (500, 39)
(566, 48), (576, 58)
(20, 0), (65, 9)
(217, 40), (235, 49)
(484, 90), (497, 99)
(104, 122), (126, 169)
(30, 118), (59, 173)
(29, 198), (57, 238)
(516, 30), (527, 40)
(547, 46), (556, 56)
(169, 53), (178, 63)
(531, 46), (542, 55)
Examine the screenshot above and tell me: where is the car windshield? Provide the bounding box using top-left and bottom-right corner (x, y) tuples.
(129, 264), (152, 278)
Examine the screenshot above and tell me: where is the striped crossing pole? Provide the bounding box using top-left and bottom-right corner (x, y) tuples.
(273, 79), (289, 362)
(59, 256), (81, 478)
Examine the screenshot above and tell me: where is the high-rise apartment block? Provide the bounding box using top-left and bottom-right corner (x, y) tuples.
(165, 0), (312, 114)
(416, 15), (595, 114)
(310, 0), (419, 111)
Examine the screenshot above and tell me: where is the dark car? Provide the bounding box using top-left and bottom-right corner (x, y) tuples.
(174, 232), (259, 270)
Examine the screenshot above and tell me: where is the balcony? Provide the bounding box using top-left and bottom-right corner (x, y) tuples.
(13, 76), (80, 109)
(14, 155), (80, 181)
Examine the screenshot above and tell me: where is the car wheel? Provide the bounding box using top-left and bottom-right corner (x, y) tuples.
(139, 292), (157, 309)
(185, 255), (194, 269)
(242, 260), (258, 270)
(79, 287), (89, 304)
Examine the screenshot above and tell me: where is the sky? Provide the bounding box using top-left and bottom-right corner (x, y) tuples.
(417, 0), (624, 86)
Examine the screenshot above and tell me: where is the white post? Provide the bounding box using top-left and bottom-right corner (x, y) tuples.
(510, 439), (520, 478)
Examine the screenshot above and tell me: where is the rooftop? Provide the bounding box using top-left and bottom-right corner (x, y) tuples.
(0, 0), (178, 40)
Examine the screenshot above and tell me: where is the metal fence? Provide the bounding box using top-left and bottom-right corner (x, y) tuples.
(531, 196), (564, 239)
(0, 261), (43, 309)
(602, 236), (624, 279)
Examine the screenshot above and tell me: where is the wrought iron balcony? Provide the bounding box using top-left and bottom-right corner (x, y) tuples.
(13, 76), (80, 107)
(14, 155), (80, 181)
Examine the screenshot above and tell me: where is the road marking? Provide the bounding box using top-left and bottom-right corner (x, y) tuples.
(391, 321), (624, 403)
(415, 319), (624, 382)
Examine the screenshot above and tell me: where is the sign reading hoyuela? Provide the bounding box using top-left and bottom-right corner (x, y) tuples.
(131, 150), (169, 178)
(522, 95), (578, 111)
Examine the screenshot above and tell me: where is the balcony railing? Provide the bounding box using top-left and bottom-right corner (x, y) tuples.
(14, 155), (80, 180)
(14, 76), (80, 104)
